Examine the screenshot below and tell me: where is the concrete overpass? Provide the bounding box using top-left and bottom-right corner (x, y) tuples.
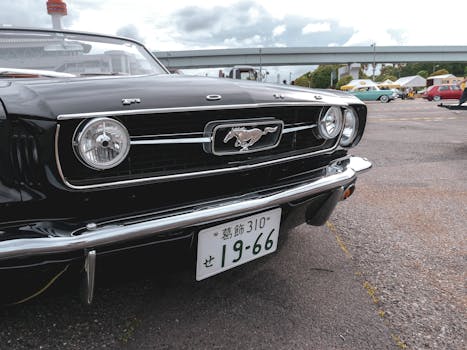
(154, 46), (467, 69)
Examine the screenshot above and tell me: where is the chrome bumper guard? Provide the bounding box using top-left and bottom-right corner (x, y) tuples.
(0, 156), (371, 262)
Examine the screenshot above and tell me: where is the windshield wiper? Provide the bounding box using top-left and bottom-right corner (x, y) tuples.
(0, 68), (76, 78)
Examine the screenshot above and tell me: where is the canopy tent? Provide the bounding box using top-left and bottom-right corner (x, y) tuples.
(377, 79), (400, 88)
(426, 74), (455, 80)
(394, 75), (427, 88)
(426, 74), (459, 87)
(341, 79), (378, 91)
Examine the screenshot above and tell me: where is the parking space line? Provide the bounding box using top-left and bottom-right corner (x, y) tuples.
(326, 221), (352, 258)
(370, 116), (459, 122)
(327, 221), (409, 349)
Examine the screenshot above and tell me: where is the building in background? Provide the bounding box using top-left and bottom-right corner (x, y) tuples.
(338, 63), (360, 80)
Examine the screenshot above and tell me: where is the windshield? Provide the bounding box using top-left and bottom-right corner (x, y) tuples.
(0, 29), (167, 77)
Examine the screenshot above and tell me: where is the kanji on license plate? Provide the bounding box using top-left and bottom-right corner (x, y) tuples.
(196, 208), (282, 281)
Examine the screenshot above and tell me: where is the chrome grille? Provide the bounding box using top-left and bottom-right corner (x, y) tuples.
(56, 106), (340, 187)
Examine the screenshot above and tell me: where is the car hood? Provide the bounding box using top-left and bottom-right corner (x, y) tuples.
(0, 74), (361, 120)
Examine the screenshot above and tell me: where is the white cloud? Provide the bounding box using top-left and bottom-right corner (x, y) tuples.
(247, 6), (261, 24)
(344, 29), (399, 46)
(272, 24), (286, 37)
(302, 22), (331, 34)
(3, 1), (467, 53)
(223, 35), (263, 47)
(4, 0), (467, 85)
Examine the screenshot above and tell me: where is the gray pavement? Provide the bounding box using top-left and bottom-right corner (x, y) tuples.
(1, 98), (465, 349)
(333, 99), (467, 349)
(0, 225), (396, 349)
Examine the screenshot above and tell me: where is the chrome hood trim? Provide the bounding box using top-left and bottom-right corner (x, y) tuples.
(57, 101), (341, 120)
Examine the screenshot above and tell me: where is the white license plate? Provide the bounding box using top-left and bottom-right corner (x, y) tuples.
(196, 208), (282, 281)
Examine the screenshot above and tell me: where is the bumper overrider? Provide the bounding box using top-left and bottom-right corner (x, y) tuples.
(1, 156), (371, 303)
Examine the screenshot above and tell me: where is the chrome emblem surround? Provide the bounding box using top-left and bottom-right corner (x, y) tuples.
(122, 98), (141, 105)
(205, 119), (284, 156)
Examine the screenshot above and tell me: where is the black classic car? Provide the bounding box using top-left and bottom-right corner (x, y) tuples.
(0, 28), (371, 304)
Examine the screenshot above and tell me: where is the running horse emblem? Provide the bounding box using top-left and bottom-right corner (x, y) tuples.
(223, 126), (279, 152)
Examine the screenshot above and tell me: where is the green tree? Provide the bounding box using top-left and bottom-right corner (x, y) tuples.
(440, 63), (466, 76)
(309, 65), (338, 88)
(336, 75), (353, 90)
(399, 63), (466, 77)
(378, 65), (398, 79)
(295, 65), (340, 88)
(358, 68), (369, 79)
(294, 71), (312, 88)
(432, 69), (449, 76)
(400, 63), (433, 77)
(417, 70), (429, 78)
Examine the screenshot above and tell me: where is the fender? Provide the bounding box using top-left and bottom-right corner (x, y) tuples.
(0, 98), (22, 203)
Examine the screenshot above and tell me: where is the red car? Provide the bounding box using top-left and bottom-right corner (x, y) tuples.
(423, 84), (463, 101)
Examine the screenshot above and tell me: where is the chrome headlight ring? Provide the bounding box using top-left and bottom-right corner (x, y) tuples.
(340, 107), (359, 147)
(318, 106), (343, 140)
(73, 117), (130, 170)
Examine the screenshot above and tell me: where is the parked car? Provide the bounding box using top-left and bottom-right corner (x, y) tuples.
(390, 88), (403, 98)
(0, 28), (371, 304)
(422, 84), (463, 101)
(227, 65), (269, 82)
(349, 86), (397, 103)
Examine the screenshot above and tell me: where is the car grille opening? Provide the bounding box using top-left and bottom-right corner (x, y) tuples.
(57, 106), (341, 187)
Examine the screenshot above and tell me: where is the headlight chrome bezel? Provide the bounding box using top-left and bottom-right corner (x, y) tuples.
(318, 106), (343, 140)
(73, 117), (130, 170)
(340, 107), (359, 147)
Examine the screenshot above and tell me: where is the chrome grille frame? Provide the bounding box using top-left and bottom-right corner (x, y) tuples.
(55, 102), (347, 190)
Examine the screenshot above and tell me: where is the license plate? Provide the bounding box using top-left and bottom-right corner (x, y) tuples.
(196, 208), (282, 281)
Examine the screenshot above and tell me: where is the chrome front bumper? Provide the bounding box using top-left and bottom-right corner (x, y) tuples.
(0, 156), (371, 262)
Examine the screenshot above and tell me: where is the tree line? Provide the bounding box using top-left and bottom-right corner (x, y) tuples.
(294, 63), (467, 89)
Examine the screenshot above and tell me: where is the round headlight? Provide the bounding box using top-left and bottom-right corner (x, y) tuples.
(340, 108), (359, 147)
(318, 106), (343, 139)
(74, 117), (130, 170)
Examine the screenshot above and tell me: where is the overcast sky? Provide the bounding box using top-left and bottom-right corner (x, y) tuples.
(2, 0), (467, 80)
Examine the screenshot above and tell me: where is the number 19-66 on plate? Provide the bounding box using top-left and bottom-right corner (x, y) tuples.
(196, 208), (282, 281)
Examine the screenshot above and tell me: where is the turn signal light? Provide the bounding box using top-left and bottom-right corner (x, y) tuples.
(342, 185), (355, 200)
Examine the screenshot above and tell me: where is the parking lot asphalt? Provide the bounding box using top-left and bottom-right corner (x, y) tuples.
(0, 99), (465, 350)
(333, 99), (466, 349)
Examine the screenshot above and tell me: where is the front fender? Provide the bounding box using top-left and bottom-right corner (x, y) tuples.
(0, 99), (22, 204)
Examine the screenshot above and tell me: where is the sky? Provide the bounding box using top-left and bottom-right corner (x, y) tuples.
(2, 0), (467, 81)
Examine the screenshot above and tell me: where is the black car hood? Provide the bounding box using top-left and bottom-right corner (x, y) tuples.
(0, 74), (357, 120)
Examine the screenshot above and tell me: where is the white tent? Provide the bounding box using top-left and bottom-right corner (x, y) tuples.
(426, 74), (458, 86)
(380, 79), (395, 85)
(378, 79), (400, 88)
(394, 75), (426, 88)
(426, 73), (455, 80)
(341, 79), (378, 91)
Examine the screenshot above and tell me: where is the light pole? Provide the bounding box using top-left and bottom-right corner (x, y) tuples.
(371, 43), (376, 81)
(259, 48), (262, 82)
